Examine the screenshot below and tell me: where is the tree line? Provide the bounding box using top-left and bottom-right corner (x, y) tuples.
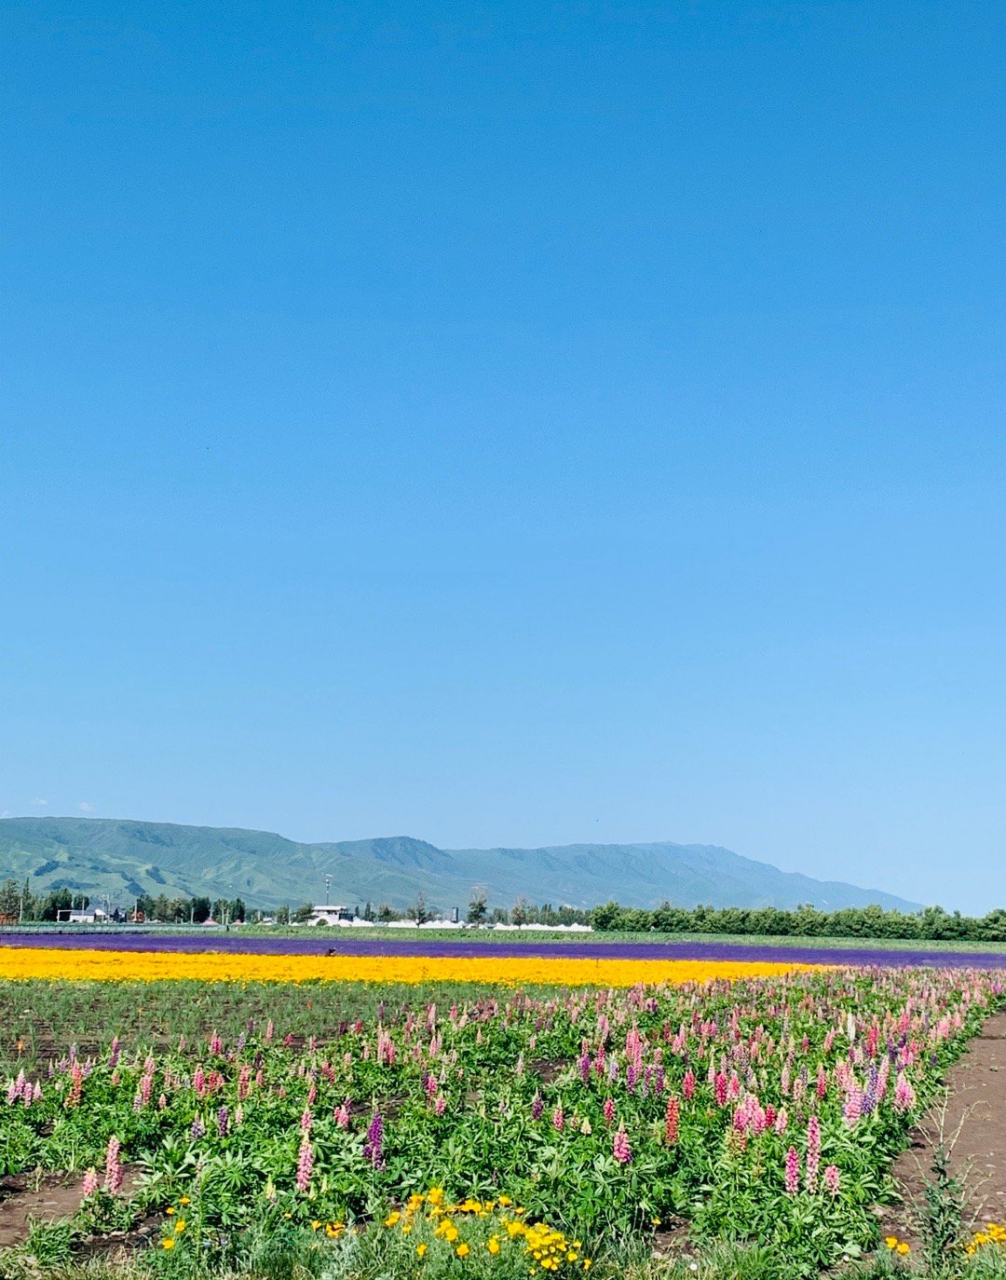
(588, 900), (1006, 942)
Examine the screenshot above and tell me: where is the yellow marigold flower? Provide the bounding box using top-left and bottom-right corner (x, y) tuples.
(885, 1237), (898, 1250)
(179, 1197), (191, 1206)
(427, 1187), (445, 1206)
(166, 1207), (175, 1216)
(487, 1236), (501, 1255)
(416, 1243), (428, 1257)
(445, 1224), (460, 1243)
(174, 1220), (186, 1234)
(384, 1212), (401, 1227)
(897, 1243), (910, 1256)
(457, 1243), (470, 1258)
(161, 1238), (175, 1251)
(498, 1196), (512, 1207)
(402, 1222), (413, 1234)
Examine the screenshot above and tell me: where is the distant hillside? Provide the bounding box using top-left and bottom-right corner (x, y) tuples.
(0, 817), (920, 914)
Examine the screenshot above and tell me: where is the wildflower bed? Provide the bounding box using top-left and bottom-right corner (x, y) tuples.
(0, 966), (1004, 1278)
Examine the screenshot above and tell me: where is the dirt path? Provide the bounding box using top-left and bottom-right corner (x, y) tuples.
(881, 1009), (1006, 1246)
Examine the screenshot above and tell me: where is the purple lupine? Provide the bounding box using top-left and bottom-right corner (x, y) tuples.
(217, 1105), (229, 1137)
(531, 1093), (544, 1121)
(191, 1115), (206, 1139)
(363, 1113), (384, 1167)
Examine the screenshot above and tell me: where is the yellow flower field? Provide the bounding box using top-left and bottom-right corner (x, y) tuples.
(0, 946), (819, 987)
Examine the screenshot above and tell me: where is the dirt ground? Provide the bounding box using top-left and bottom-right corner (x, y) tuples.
(881, 1009), (1006, 1247)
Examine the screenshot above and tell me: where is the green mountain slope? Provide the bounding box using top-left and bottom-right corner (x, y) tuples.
(0, 817), (919, 914)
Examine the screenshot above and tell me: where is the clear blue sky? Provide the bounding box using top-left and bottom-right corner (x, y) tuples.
(3, 1), (1003, 912)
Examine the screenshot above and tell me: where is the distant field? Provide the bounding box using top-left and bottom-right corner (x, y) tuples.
(5, 926), (1006, 968)
(6, 923), (1006, 953)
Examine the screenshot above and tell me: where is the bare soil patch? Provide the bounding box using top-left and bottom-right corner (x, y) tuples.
(881, 1009), (1006, 1247)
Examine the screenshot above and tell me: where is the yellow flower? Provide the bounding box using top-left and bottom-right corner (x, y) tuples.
(179, 1196), (191, 1206)
(487, 1237), (501, 1255)
(384, 1212), (401, 1227)
(897, 1243), (910, 1256)
(416, 1243), (428, 1257)
(311, 1220), (322, 1231)
(457, 1243), (470, 1258)
(174, 1220), (186, 1234)
(325, 1222), (345, 1239)
(166, 1207), (175, 1215)
(161, 1238), (175, 1251)
(428, 1187), (445, 1206)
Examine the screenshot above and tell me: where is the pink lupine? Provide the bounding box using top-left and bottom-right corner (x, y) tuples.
(893, 1075), (916, 1114)
(64, 1063), (84, 1110)
(843, 1086), (863, 1125)
(805, 1116), (821, 1193)
(300, 1108), (313, 1134)
(665, 1095), (679, 1145)
(683, 1069), (696, 1100)
(81, 1168), (99, 1199)
(296, 1137), (313, 1193)
(785, 1145), (800, 1195)
(714, 1072), (728, 1107)
(816, 1064), (828, 1100)
(603, 1097), (616, 1126)
(612, 1126), (631, 1164)
(552, 1103), (565, 1132)
(104, 1136), (123, 1195)
(334, 1101), (351, 1129)
(434, 1094), (446, 1115)
(824, 1164), (841, 1195)
(774, 1106), (789, 1134)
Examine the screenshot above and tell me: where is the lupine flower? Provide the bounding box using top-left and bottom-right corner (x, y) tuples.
(613, 1127), (632, 1164)
(805, 1116), (821, 1193)
(552, 1103), (564, 1132)
(104, 1136), (123, 1195)
(81, 1168), (99, 1198)
(191, 1116), (206, 1140)
(785, 1145), (800, 1196)
(364, 1113), (384, 1167)
(531, 1093), (544, 1121)
(603, 1097), (616, 1126)
(824, 1164), (841, 1195)
(217, 1105), (229, 1137)
(296, 1138), (313, 1193)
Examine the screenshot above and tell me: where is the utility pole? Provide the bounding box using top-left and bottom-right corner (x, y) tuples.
(325, 874), (331, 904)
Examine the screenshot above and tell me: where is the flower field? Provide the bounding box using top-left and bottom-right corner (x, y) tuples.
(0, 945), (812, 987)
(1, 962), (1005, 1279)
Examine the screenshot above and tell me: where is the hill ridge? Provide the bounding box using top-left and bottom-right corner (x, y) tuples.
(0, 816), (920, 914)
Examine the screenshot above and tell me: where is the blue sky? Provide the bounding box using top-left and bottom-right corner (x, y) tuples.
(3, 1), (1004, 911)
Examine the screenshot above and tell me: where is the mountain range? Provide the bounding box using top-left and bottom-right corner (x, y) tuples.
(0, 817), (920, 914)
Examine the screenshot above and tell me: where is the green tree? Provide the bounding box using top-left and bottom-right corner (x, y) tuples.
(467, 886), (488, 925)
